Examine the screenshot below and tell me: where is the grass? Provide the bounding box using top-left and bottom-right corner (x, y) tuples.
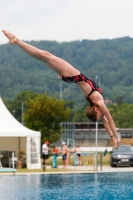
(46, 152), (111, 166)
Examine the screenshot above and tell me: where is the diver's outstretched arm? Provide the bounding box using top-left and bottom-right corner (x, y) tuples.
(102, 116), (121, 148)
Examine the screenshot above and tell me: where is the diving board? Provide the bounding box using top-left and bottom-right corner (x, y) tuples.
(0, 167), (16, 175)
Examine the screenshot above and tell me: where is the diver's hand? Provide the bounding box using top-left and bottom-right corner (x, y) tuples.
(111, 137), (119, 148)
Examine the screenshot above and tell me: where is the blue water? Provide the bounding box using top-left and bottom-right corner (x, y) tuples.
(0, 172), (133, 200)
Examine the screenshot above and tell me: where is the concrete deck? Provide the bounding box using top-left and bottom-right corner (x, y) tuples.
(51, 165), (133, 173)
(0, 165), (133, 175)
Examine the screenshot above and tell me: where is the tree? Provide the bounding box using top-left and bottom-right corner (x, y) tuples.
(115, 95), (125, 105)
(71, 101), (89, 122)
(4, 90), (38, 122)
(24, 94), (71, 143)
(108, 103), (133, 128)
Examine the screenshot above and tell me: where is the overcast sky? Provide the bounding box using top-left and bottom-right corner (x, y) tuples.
(1, 0), (133, 44)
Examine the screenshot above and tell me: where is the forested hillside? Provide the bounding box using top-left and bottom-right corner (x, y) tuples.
(0, 36), (133, 109)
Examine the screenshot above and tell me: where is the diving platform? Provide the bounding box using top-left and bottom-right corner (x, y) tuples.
(0, 167), (16, 175)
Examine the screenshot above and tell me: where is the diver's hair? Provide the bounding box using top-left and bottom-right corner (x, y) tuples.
(85, 106), (97, 122)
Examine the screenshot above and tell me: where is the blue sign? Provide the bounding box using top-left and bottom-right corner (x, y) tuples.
(53, 154), (57, 168)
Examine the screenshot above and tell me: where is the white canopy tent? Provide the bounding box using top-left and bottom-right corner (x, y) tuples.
(0, 97), (41, 169)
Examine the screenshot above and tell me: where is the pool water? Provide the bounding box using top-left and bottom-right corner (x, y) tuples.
(0, 172), (133, 200)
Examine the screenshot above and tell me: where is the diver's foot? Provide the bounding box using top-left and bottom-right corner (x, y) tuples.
(2, 30), (19, 45)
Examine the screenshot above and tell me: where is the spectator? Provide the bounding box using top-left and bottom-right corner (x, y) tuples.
(74, 145), (82, 166)
(42, 140), (50, 167)
(52, 145), (59, 157)
(61, 142), (67, 168)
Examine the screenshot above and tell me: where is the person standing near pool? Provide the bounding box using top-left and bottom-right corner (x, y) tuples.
(42, 140), (50, 167)
(61, 142), (68, 168)
(74, 145), (82, 166)
(2, 30), (122, 149)
(52, 145), (59, 157)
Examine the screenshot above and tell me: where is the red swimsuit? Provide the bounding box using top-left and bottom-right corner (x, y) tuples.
(62, 73), (102, 101)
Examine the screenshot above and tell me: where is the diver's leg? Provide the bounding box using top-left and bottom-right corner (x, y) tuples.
(2, 30), (80, 77)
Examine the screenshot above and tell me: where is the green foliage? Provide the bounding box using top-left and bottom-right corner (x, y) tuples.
(3, 90), (133, 130)
(72, 109), (87, 122)
(115, 95), (125, 105)
(24, 94), (71, 143)
(72, 101), (133, 127)
(4, 90), (38, 122)
(108, 103), (133, 128)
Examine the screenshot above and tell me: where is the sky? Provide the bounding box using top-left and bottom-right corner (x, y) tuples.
(1, 0), (133, 44)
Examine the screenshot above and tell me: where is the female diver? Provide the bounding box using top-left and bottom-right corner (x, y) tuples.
(2, 30), (121, 148)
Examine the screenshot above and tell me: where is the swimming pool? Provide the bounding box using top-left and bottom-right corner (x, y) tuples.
(0, 172), (133, 200)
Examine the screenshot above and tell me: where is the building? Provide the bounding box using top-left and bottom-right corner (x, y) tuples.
(54, 122), (133, 150)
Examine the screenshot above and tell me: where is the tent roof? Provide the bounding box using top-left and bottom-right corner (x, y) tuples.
(0, 97), (40, 137)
